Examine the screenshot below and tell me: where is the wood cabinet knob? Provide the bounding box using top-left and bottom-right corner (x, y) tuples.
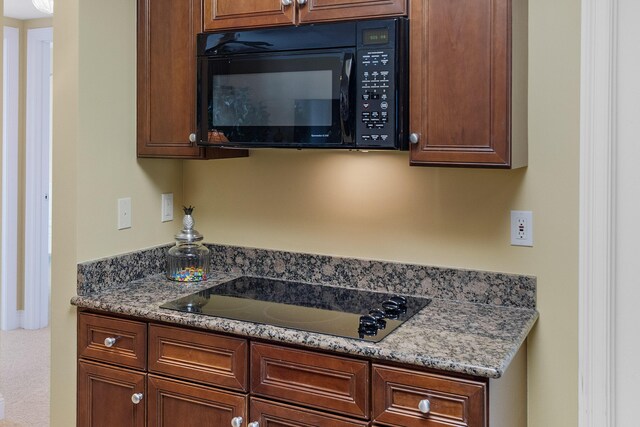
(281, 0), (292, 6)
(409, 133), (421, 144)
(231, 417), (243, 427)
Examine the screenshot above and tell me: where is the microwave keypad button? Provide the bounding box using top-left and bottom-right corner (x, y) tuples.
(371, 135), (380, 141)
(362, 135), (371, 141)
(381, 135), (389, 141)
(362, 94), (370, 100)
(380, 102), (389, 110)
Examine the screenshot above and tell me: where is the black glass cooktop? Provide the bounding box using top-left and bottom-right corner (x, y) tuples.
(160, 276), (431, 343)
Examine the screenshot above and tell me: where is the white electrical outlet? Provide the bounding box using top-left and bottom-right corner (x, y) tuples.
(161, 193), (174, 222)
(511, 210), (533, 246)
(118, 197), (132, 230)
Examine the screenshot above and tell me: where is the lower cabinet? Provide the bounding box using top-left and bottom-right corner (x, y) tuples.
(77, 361), (146, 427)
(77, 311), (488, 427)
(147, 375), (246, 427)
(250, 398), (370, 427)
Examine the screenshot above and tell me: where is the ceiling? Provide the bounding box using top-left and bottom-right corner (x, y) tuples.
(4, 0), (52, 20)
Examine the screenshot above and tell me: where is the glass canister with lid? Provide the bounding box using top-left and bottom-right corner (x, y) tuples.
(166, 206), (210, 282)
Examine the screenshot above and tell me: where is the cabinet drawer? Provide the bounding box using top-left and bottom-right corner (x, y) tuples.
(251, 397), (369, 427)
(372, 365), (486, 427)
(251, 343), (369, 419)
(149, 324), (248, 392)
(147, 375), (247, 427)
(78, 313), (147, 370)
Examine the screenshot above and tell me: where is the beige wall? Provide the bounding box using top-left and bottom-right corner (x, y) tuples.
(3, 16), (53, 310)
(51, 0), (184, 425)
(51, 1), (581, 427)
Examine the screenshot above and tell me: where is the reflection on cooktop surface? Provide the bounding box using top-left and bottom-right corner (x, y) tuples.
(161, 276), (430, 343)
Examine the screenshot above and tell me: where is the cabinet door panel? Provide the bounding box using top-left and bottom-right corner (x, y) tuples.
(251, 342), (369, 419)
(251, 398), (370, 427)
(149, 324), (248, 391)
(147, 375), (247, 427)
(299, 0), (406, 23)
(77, 361), (146, 427)
(78, 312), (147, 370)
(409, 0), (512, 167)
(204, 0), (296, 30)
(372, 365), (487, 427)
(137, 0), (203, 157)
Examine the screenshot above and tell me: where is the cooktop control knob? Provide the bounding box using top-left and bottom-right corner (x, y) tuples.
(368, 309), (387, 329)
(358, 315), (379, 337)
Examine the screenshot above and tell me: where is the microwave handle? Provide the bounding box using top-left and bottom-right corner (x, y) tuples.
(339, 53), (354, 142)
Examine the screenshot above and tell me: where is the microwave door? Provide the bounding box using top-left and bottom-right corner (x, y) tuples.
(199, 50), (356, 148)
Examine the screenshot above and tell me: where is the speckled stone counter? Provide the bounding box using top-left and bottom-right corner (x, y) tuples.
(72, 244), (538, 379)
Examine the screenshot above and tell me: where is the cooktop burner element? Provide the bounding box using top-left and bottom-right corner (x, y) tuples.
(161, 276), (431, 342)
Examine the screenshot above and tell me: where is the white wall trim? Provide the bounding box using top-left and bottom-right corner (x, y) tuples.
(0, 392), (5, 420)
(2, 26), (21, 331)
(24, 27), (52, 330)
(579, 0), (617, 426)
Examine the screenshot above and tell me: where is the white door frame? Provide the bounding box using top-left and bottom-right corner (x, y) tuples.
(1, 26), (21, 331)
(579, 0), (616, 426)
(23, 27), (53, 330)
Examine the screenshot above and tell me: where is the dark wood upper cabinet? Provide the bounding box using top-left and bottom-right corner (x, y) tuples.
(137, 0), (247, 159)
(408, 0), (528, 168)
(204, 0), (407, 30)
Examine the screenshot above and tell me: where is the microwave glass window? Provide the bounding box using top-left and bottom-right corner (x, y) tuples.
(211, 70), (333, 127)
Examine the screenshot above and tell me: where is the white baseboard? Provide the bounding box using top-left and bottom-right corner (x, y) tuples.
(17, 310), (24, 329)
(0, 393), (5, 420)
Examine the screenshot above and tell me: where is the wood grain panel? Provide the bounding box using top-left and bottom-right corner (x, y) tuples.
(409, 0), (512, 167)
(148, 324), (248, 391)
(78, 312), (147, 370)
(77, 361), (146, 427)
(251, 342), (370, 419)
(251, 397), (370, 426)
(204, 0), (295, 30)
(147, 375), (247, 427)
(372, 365), (487, 427)
(137, 0), (247, 159)
(298, 0), (406, 23)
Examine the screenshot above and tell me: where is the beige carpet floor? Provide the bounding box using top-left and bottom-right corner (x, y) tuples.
(0, 327), (50, 427)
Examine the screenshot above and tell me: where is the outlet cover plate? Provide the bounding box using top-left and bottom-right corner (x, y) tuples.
(511, 210), (533, 247)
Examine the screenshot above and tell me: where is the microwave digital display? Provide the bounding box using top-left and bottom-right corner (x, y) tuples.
(363, 28), (389, 45)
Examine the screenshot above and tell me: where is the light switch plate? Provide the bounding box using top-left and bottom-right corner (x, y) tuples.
(161, 193), (174, 222)
(118, 197), (132, 230)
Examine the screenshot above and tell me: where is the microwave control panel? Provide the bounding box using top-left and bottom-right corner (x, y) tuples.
(355, 19), (406, 150)
(356, 49), (396, 149)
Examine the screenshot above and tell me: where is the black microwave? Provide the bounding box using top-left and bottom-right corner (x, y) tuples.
(196, 18), (408, 150)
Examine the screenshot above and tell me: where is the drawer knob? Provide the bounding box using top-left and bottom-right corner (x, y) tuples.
(409, 133), (421, 144)
(297, 0), (307, 4)
(231, 417), (243, 427)
(189, 133), (197, 143)
(104, 337), (120, 347)
(418, 398), (431, 414)
(281, 0), (292, 6)
(248, 422), (260, 427)
(131, 393), (143, 405)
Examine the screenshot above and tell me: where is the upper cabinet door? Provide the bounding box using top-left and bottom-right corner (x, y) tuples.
(204, 0), (296, 31)
(298, 0), (407, 23)
(137, 0), (204, 158)
(409, 0), (528, 168)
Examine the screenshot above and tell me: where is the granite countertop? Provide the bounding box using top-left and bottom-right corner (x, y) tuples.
(71, 245), (538, 379)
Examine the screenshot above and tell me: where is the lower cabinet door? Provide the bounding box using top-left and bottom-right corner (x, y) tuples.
(250, 398), (370, 427)
(77, 360), (146, 427)
(147, 375), (247, 427)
